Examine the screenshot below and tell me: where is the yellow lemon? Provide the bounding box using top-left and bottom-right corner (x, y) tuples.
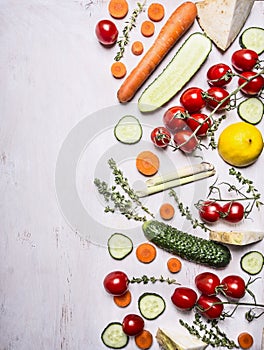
(218, 122), (263, 167)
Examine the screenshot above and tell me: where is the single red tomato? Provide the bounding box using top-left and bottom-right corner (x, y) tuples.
(151, 126), (171, 148)
(171, 287), (197, 310)
(186, 113), (212, 137)
(180, 87), (206, 113)
(205, 87), (230, 110)
(95, 19), (118, 46)
(122, 314), (144, 336)
(197, 294), (223, 319)
(238, 71), (264, 95)
(195, 272), (220, 296)
(231, 49), (259, 72)
(221, 275), (246, 300)
(173, 130), (198, 153)
(207, 63), (233, 87)
(198, 201), (223, 223)
(163, 106), (188, 133)
(221, 201), (244, 223)
(103, 271), (129, 296)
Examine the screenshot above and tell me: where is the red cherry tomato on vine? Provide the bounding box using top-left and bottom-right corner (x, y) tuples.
(180, 87), (206, 113)
(122, 314), (144, 336)
(186, 113), (212, 137)
(195, 272), (220, 296)
(151, 126), (171, 148)
(207, 63), (232, 87)
(173, 130), (198, 153)
(171, 287), (197, 310)
(198, 201), (223, 223)
(206, 87), (230, 110)
(222, 201), (244, 223)
(221, 275), (246, 300)
(197, 294), (223, 319)
(95, 19), (118, 46)
(238, 71), (264, 95)
(103, 271), (129, 296)
(163, 106), (188, 133)
(231, 49), (258, 72)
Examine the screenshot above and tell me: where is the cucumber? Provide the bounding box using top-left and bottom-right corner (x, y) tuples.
(238, 97), (263, 125)
(239, 27), (264, 55)
(114, 115), (142, 144)
(138, 33), (212, 112)
(142, 220), (231, 268)
(101, 322), (129, 349)
(138, 292), (166, 320)
(107, 233), (133, 260)
(240, 251), (264, 275)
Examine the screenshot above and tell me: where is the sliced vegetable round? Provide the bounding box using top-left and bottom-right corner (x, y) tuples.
(240, 251), (264, 275)
(114, 115), (143, 144)
(101, 322), (129, 349)
(108, 233), (133, 260)
(238, 97), (264, 125)
(138, 292), (166, 320)
(239, 26), (264, 55)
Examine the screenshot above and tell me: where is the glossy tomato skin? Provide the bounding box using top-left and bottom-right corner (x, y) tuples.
(95, 20), (118, 46)
(231, 49), (258, 72)
(122, 314), (144, 336)
(180, 87), (206, 113)
(173, 130), (198, 153)
(186, 113), (212, 137)
(199, 201), (223, 223)
(206, 87), (230, 110)
(207, 63), (232, 87)
(197, 295), (223, 319)
(163, 106), (188, 133)
(222, 201), (244, 223)
(171, 287), (197, 310)
(103, 271), (129, 296)
(151, 126), (171, 148)
(195, 272), (220, 296)
(238, 71), (264, 95)
(221, 275), (246, 299)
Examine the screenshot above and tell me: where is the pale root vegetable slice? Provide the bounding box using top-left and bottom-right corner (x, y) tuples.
(111, 61), (127, 78)
(159, 203), (175, 220)
(141, 20), (155, 37)
(117, 1), (197, 103)
(136, 151), (160, 176)
(147, 3), (165, 22)
(108, 0), (129, 19)
(132, 41), (144, 56)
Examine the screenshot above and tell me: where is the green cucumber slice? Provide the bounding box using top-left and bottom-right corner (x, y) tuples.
(108, 233), (133, 260)
(101, 322), (129, 349)
(114, 115), (142, 144)
(237, 97), (264, 125)
(240, 251), (264, 275)
(138, 32), (212, 112)
(138, 292), (166, 320)
(239, 27), (264, 55)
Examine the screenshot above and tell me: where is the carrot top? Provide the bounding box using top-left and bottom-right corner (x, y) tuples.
(147, 3), (165, 22)
(136, 242), (157, 263)
(108, 0), (129, 19)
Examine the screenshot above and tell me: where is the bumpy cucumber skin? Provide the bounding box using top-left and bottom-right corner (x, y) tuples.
(143, 220), (231, 268)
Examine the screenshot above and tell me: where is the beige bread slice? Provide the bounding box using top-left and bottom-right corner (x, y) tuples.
(196, 0), (255, 51)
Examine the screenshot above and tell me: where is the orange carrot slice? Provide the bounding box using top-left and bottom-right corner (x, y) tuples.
(113, 290), (132, 307)
(159, 203), (175, 220)
(135, 329), (153, 349)
(141, 20), (155, 37)
(111, 61), (127, 79)
(167, 257), (182, 273)
(136, 243), (157, 263)
(147, 3), (165, 22)
(136, 151), (160, 176)
(238, 332), (254, 349)
(132, 41), (144, 56)
(108, 0), (129, 19)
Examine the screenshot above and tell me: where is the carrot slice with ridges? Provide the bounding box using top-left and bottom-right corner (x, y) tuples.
(136, 151), (160, 176)
(111, 61), (127, 79)
(113, 290), (132, 307)
(108, 0), (128, 19)
(159, 203), (175, 220)
(132, 41), (144, 56)
(167, 257), (182, 273)
(135, 329), (153, 349)
(136, 243), (157, 263)
(147, 3), (165, 22)
(141, 20), (155, 37)
(238, 332), (254, 349)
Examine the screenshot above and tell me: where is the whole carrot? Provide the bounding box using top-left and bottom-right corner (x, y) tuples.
(117, 1), (197, 103)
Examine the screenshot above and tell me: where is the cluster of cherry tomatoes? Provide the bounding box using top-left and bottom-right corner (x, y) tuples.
(198, 200), (245, 224)
(171, 272), (246, 319)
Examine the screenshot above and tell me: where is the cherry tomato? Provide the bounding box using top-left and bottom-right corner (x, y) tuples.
(238, 71), (264, 95)
(186, 113), (212, 137)
(205, 87), (230, 110)
(231, 49), (258, 72)
(196, 294), (223, 319)
(95, 20), (118, 46)
(221, 275), (246, 299)
(207, 63), (232, 87)
(221, 201), (244, 223)
(103, 271), (129, 296)
(173, 130), (199, 153)
(122, 314), (144, 336)
(163, 106), (188, 133)
(198, 201), (223, 223)
(171, 287), (197, 310)
(195, 272), (220, 296)
(151, 126), (171, 148)
(180, 87), (206, 113)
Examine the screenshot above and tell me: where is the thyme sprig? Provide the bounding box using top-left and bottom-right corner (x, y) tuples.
(129, 275), (179, 285)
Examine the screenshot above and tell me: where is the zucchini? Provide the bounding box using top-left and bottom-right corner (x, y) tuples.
(237, 97), (263, 125)
(239, 27), (264, 55)
(142, 220), (231, 268)
(101, 322), (129, 349)
(138, 33), (212, 113)
(240, 251), (264, 275)
(107, 233), (133, 260)
(138, 292), (166, 320)
(114, 115), (142, 144)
